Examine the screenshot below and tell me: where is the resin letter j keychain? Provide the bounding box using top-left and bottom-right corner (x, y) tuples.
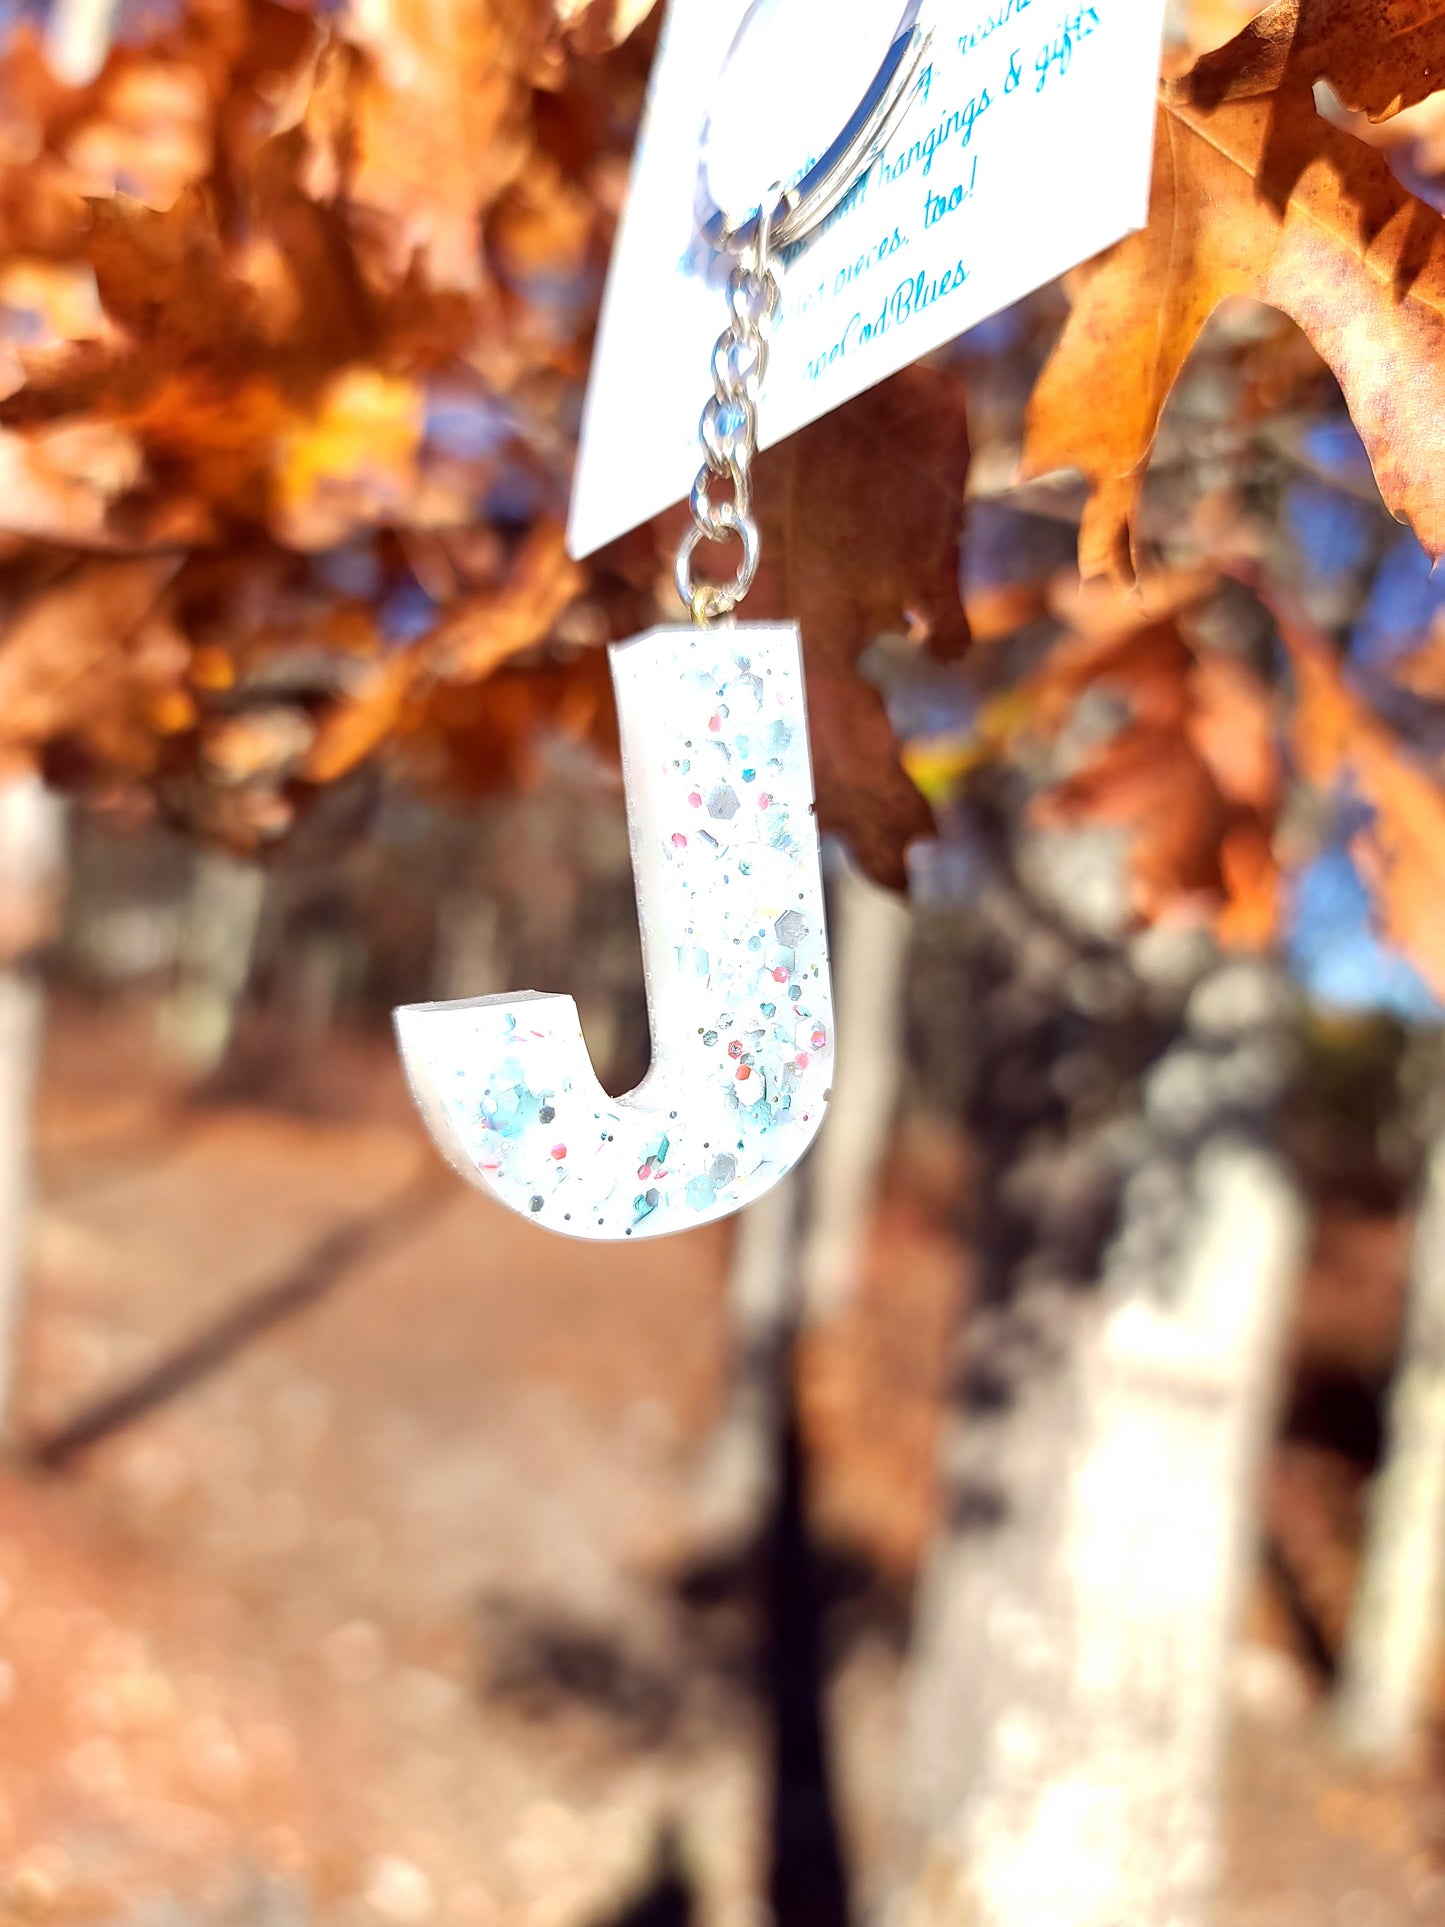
(394, 0), (928, 1240)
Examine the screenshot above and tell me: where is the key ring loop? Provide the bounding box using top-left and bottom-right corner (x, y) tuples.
(676, 500), (761, 625)
(696, 0), (929, 256)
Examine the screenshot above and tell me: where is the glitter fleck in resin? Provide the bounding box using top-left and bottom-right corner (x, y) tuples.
(393, 622), (834, 1241)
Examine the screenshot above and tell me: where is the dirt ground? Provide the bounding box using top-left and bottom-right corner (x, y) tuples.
(0, 994), (1440, 1924)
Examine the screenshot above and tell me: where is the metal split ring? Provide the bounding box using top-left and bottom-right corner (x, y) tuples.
(675, 505), (760, 626)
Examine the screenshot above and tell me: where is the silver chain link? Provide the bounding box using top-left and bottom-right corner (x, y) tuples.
(674, 195), (782, 626)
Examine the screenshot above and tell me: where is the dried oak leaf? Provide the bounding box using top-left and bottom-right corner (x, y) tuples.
(1188, 0), (1445, 123)
(1026, 604), (1281, 940)
(748, 364), (971, 892)
(337, 0), (610, 292)
(62, 59), (214, 210)
(0, 557), (182, 769)
(1282, 612), (1445, 996)
(488, 152), (596, 285)
(1393, 610), (1445, 697)
(408, 646), (616, 799)
(0, 420), (144, 544)
(425, 520), (583, 681)
(275, 367), (425, 552)
(303, 521), (582, 784)
(86, 186), (268, 359)
(1023, 27), (1445, 581)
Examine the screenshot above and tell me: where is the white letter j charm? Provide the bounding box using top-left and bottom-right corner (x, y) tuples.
(394, 621), (833, 1240)
(387, 19), (938, 1237)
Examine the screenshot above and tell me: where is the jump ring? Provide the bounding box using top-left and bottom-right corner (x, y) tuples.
(675, 505), (760, 626)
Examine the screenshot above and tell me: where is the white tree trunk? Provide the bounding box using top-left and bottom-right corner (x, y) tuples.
(693, 858), (913, 1545)
(0, 774), (67, 1437)
(432, 893), (504, 1004)
(800, 860), (913, 1322)
(156, 849), (268, 1075)
(882, 958), (1307, 1927)
(1335, 1126), (1445, 1763)
(691, 1171), (802, 1548)
(0, 970), (47, 1435)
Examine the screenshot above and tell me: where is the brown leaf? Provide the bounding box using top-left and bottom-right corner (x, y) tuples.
(274, 366), (424, 551)
(427, 520), (583, 680)
(0, 421), (144, 544)
(1188, 0), (1445, 123)
(1023, 591), (1281, 940)
(806, 672), (938, 895)
(488, 153), (596, 283)
(409, 647), (615, 798)
(1392, 610), (1445, 698)
(0, 557), (181, 766)
(1023, 42), (1445, 580)
(302, 647), (416, 785)
(341, 0), (537, 293)
(303, 522), (583, 784)
(86, 187), (260, 358)
(748, 364), (970, 890)
(1185, 650), (1282, 813)
(1034, 719), (1234, 920)
(63, 61), (214, 209)
(1282, 612), (1445, 995)
(1217, 818), (1281, 947)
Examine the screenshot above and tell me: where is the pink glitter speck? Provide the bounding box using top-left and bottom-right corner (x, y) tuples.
(727, 1039), (744, 1059)
(688, 791), (702, 808)
(671, 832), (687, 848)
(709, 715), (722, 733)
(811, 1027), (827, 1050)
(772, 966), (789, 983)
(758, 793), (772, 809)
(736, 1064), (752, 1081)
(795, 1052), (809, 1070)
(551, 1143), (567, 1159)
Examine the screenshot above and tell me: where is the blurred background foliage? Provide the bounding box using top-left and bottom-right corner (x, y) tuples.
(3, 0), (1445, 1923)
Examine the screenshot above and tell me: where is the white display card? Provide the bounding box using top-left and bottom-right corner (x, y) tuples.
(568, 0), (1168, 561)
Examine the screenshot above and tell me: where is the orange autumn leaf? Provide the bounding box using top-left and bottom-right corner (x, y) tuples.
(0, 556), (181, 763)
(275, 367), (425, 551)
(1024, 598), (1281, 942)
(488, 154), (596, 283)
(303, 521), (583, 783)
(337, 0), (650, 295)
(427, 521), (583, 680)
(1035, 718), (1237, 921)
(1282, 614), (1445, 997)
(1185, 650), (1282, 815)
(1023, 15), (1445, 581)
(1392, 612), (1445, 699)
(343, 0), (532, 294)
(1188, 0), (1445, 122)
(300, 648), (417, 786)
(0, 0), (658, 825)
(0, 421), (144, 545)
(1217, 818), (1281, 947)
